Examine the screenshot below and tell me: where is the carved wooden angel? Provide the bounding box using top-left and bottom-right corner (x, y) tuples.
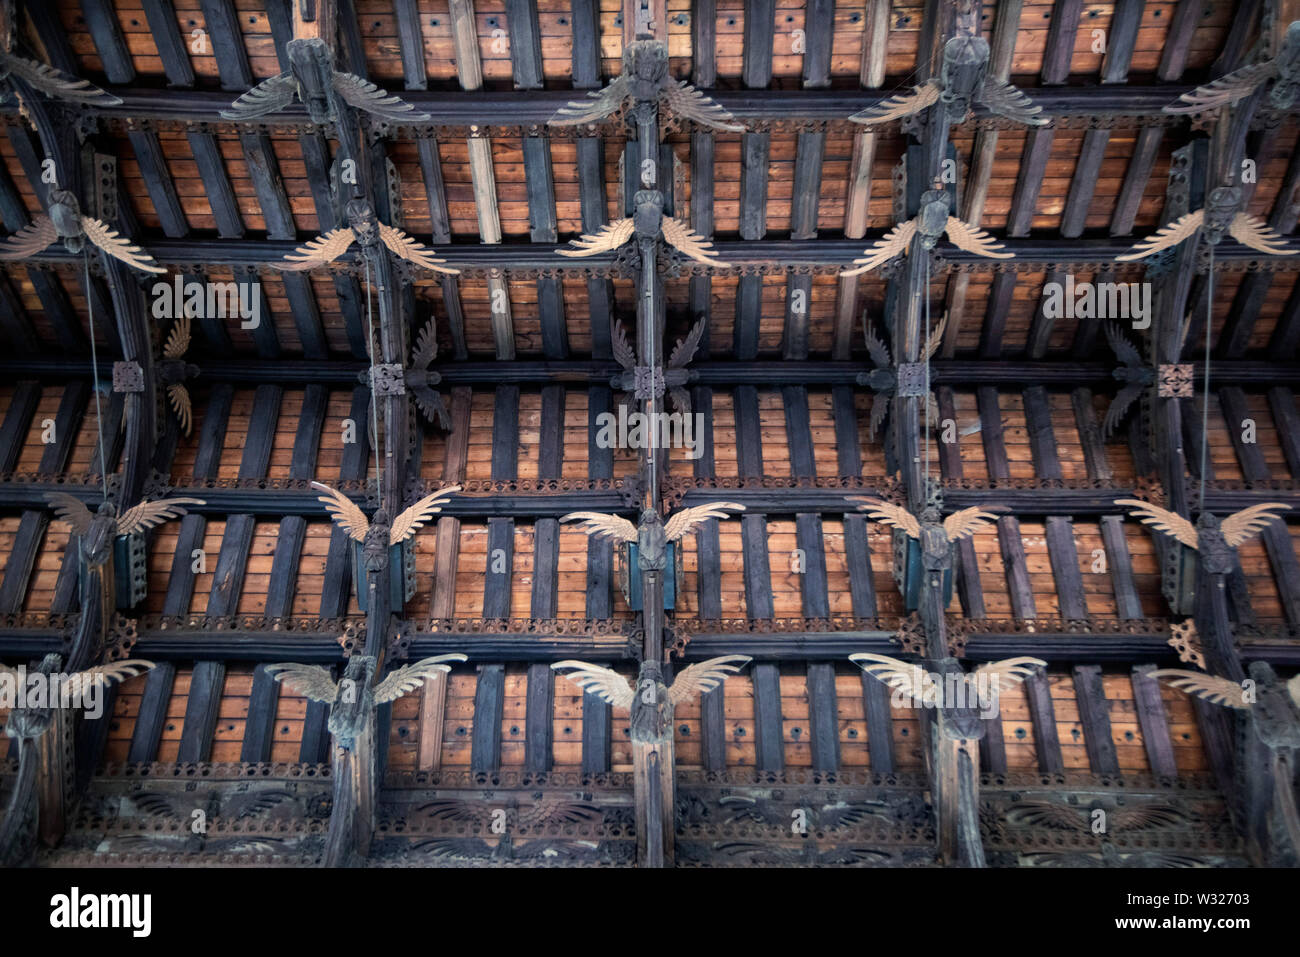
(858, 312), (946, 441)
(159, 314), (199, 436)
(609, 315), (705, 414)
(558, 190), (726, 267)
(849, 497), (1006, 566)
(1116, 185), (1294, 261)
(407, 319), (449, 430)
(275, 198), (457, 275)
(1115, 499), (1291, 574)
(1100, 321), (1154, 440)
(549, 38), (743, 132)
(46, 493), (206, 567)
(1165, 21), (1300, 114)
(267, 653), (466, 747)
(222, 34), (428, 124)
(561, 503), (745, 547)
(311, 482), (460, 571)
(850, 653), (1044, 709)
(1, 656), (155, 740)
(851, 36), (1045, 128)
(0, 188), (164, 274)
(841, 186), (1011, 277)
(0, 0), (120, 105)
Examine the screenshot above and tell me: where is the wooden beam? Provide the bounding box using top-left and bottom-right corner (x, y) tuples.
(417, 139), (452, 244)
(1041, 0), (1084, 85)
(127, 663), (176, 763)
(504, 0), (544, 90)
(240, 664), (281, 763)
(801, 0), (834, 88)
(1024, 671), (1064, 773)
(1100, 515), (1144, 620)
(861, 671), (894, 772)
(1008, 130), (1055, 237)
(141, 0), (195, 87)
(842, 513), (878, 618)
(470, 663), (505, 772)
(806, 663), (838, 770)
(751, 663), (784, 771)
(524, 662), (554, 771)
(1131, 664), (1178, 777)
(570, 0), (602, 88)
(177, 661), (225, 763)
(1158, 0), (1201, 80)
(197, 0), (254, 90)
(187, 132), (243, 238)
(448, 0), (484, 90)
(80, 0), (135, 84)
(393, 0), (428, 90)
(1061, 130), (1110, 238)
(1110, 128), (1162, 237)
(742, 0), (774, 88)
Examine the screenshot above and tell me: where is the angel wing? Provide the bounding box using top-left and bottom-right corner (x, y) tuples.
(1115, 210), (1204, 262)
(668, 655), (752, 707)
(331, 72), (430, 121)
(1164, 61), (1277, 115)
(0, 215), (56, 259)
(411, 320), (438, 369)
(1288, 673), (1300, 710)
(59, 660), (155, 700)
(80, 218), (166, 274)
(668, 386), (692, 415)
(311, 481), (369, 542)
(166, 384), (192, 435)
(868, 393), (890, 440)
(2, 56), (123, 105)
(943, 506), (1006, 542)
(664, 502), (745, 541)
(1103, 320), (1142, 367)
(849, 80), (942, 125)
(549, 75), (630, 126)
(390, 485), (461, 544)
(847, 496), (921, 539)
(668, 316), (706, 369)
(1146, 669), (1252, 709)
(116, 496), (206, 535)
(1101, 384), (1143, 441)
(944, 217), (1013, 259)
(611, 318), (637, 371)
(372, 654), (467, 704)
(924, 311), (948, 360)
(1227, 214), (1295, 256)
(976, 78), (1048, 126)
(551, 660), (636, 711)
(558, 218), (635, 257)
(44, 492), (93, 535)
(558, 511), (638, 543)
(1220, 502), (1292, 548)
(1114, 498), (1199, 548)
(220, 72), (298, 119)
(411, 384), (450, 430)
(841, 220), (917, 277)
(378, 223), (459, 275)
(661, 216), (727, 266)
(863, 318), (891, 368)
(660, 80), (745, 132)
(849, 653), (935, 707)
(265, 663), (339, 704)
(163, 314), (190, 360)
(973, 656), (1044, 689)
(1006, 801), (1090, 830)
(277, 228), (356, 271)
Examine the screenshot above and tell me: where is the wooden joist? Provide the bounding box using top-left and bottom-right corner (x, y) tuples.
(1130, 664), (1178, 777)
(176, 661), (225, 764)
(1072, 665), (1119, 775)
(470, 663), (505, 772)
(1023, 670), (1064, 773)
(751, 662), (784, 771)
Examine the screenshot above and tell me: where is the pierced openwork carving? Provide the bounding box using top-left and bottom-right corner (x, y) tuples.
(1168, 620), (1206, 669)
(1157, 363), (1195, 398)
(111, 361), (144, 393)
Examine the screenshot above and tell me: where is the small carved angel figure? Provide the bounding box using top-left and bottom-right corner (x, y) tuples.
(848, 498), (1006, 565)
(1114, 499), (1291, 574)
(46, 493), (206, 567)
(311, 482), (460, 568)
(1, 656), (155, 741)
(858, 312), (947, 441)
(851, 36), (1045, 128)
(406, 320), (449, 430)
(849, 652), (1043, 711)
(841, 186), (1011, 277)
(1116, 185), (1294, 261)
(1165, 21), (1300, 114)
(549, 38), (743, 132)
(158, 314), (199, 436)
(275, 199), (458, 275)
(0, 0), (121, 105)
(0, 188), (164, 274)
(560, 503), (746, 563)
(1099, 322), (1154, 441)
(558, 190), (726, 267)
(609, 315), (705, 415)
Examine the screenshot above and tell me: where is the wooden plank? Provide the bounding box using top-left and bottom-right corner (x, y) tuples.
(795, 514), (830, 619)
(393, 0), (428, 89)
(861, 672), (894, 773)
(531, 518), (560, 617)
(781, 386), (815, 477)
(80, 0), (135, 84)
(483, 518), (514, 618)
(741, 514), (774, 620)
(490, 385), (519, 481)
(842, 513), (878, 618)
(734, 385), (762, 478)
(524, 662), (554, 771)
(1061, 130), (1110, 238)
(1041, 0), (1084, 84)
(806, 663), (839, 770)
(1045, 516), (1088, 620)
(742, 0), (774, 88)
(570, 0), (602, 88)
(239, 134), (296, 240)
(127, 663), (176, 764)
(177, 661), (225, 764)
(1023, 386), (1063, 479)
(832, 386), (862, 477)
(448, 0), (484, 90)
(504, 0), (544, 90)
(0, 381), (39, 472)
(417, 670), (448, 770)
(197, 0), (253, 90)
(1072, 665), (1120, 774)
(801, 0), (834, 88)
(1131, 664), (1178, 777)
(240, 664), (281, 763)
(582, 694), (611, 773)
(1110, 128), (1162, 236)
(692, 0), (716, 88)
(127, 130), (188, 237)
(470, 663), (505, 772)
(1007, 130), (1055, 237)
(783, 275), (813, 360)
(1268, 388), (1300, 476)
(1024, 671), (1064, 773)
(751, 663), (784, 771)
(417, 139), (452, 244)
(1100, 515), (1144, 620)
(187, 132), (243, 238)
(789, 132), (824, 240)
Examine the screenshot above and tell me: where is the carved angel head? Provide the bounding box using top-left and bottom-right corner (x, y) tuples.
(345, 198), (378, 245)
(917, 189), (952, 246)
(625, 39), (669, 94)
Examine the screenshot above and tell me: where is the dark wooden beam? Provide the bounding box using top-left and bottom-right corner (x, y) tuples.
(806, 663), (838, 770)
(1041, 0), (1084, 85)
(176, 660), (226, 764)
(197, 0), (254, 90)
(751, 662), (783, 771)
(393, 0), (428, 90)
(80, 0), (135, 84)
(1072, 664), (1120, 775)
(141, 0), (196, 87)
(187, 132), (243, 238)
(1024, 670), (1064, 773)
(470, 663), (505, 772)
(1131, 663), (1178, 777)
(504, 0), (544, 90)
